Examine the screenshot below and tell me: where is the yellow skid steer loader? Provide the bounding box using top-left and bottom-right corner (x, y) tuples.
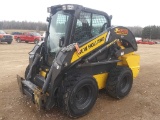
(17, 4), (140, 118)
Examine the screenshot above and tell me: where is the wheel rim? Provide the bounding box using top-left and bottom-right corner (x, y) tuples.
(74, 85), (92, 109)
(120, 75), (130, 93)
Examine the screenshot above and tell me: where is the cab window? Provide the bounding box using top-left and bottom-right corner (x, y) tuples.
(74, 12), (92, 44)
(92, 14), (107, 36)
(74, 11), (108, 44)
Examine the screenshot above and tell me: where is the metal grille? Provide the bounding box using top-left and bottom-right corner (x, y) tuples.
(92, 14), (107, 36)
(56, 14), (68, 24)
(4, 35), (12, 39)
(56, 14), (69, 33)
(74, 12), (108, 44)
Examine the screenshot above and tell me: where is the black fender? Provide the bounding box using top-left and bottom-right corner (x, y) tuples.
(107, 26), (137, 51)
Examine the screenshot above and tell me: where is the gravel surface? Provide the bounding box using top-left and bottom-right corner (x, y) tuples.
(0, 41), (160, 120)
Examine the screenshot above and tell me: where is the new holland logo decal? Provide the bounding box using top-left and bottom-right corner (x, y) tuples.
(78, 37), (105, 55)
(114, 28), (128, 35)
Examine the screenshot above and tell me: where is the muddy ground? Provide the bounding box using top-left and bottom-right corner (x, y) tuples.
(0, 41), (160, 120)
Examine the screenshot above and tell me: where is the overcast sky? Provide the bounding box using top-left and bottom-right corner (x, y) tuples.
(0, 0), (159, 27)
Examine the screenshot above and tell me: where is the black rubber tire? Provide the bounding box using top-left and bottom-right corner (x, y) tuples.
(17, 38), (21, 43)
(25, 41), (28, 43)
(106, 66), (133, 99)
(61, 74), (98, 118)
(7, 41), (12, 44)
(25, 65), (30, 79)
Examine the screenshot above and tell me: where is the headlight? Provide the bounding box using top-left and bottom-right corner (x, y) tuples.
(62, 5), (66, 10)
(62, 5), (74, 10)
(67, 5), (74, 10)
(1, 36), (5, 39)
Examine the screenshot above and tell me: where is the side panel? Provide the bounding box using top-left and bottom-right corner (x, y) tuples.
(93, 73), (108, 89)
(71, 32), (108, 63)
(23, 33), (28, 41)
(22, 33), (27, 41)
(27, 35), (32, 42)
(117, 52), (140, 78)
(30, 36), (35, 42)
(25, 36), (28, 41)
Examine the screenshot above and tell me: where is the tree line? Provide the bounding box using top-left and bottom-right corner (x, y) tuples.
(1, 21), (160, 39)
(0, 21), (143, 36)
(126, 26), (160, 39)
(0, 21), (47, 31)
(123, 26), (160, 39)
(127, 26), (143, 37)
(142, 26), (160, 39)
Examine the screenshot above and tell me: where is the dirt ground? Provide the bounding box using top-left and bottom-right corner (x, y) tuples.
(0, 41), (160, 120)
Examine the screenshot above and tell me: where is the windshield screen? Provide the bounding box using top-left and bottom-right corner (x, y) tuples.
(47, 11), (70, 53)
(0, 30), (6, 34)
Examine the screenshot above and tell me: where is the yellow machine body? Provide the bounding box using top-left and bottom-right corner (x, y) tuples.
(93, 52), (140, 89)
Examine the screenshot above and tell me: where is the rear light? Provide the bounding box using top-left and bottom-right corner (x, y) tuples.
(1, 36), (5, 39)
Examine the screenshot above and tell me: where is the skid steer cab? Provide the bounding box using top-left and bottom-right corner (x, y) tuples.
(17, 4), (140, 118)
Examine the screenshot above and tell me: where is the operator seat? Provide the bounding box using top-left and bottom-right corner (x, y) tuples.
(74, 17), (92, 44)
